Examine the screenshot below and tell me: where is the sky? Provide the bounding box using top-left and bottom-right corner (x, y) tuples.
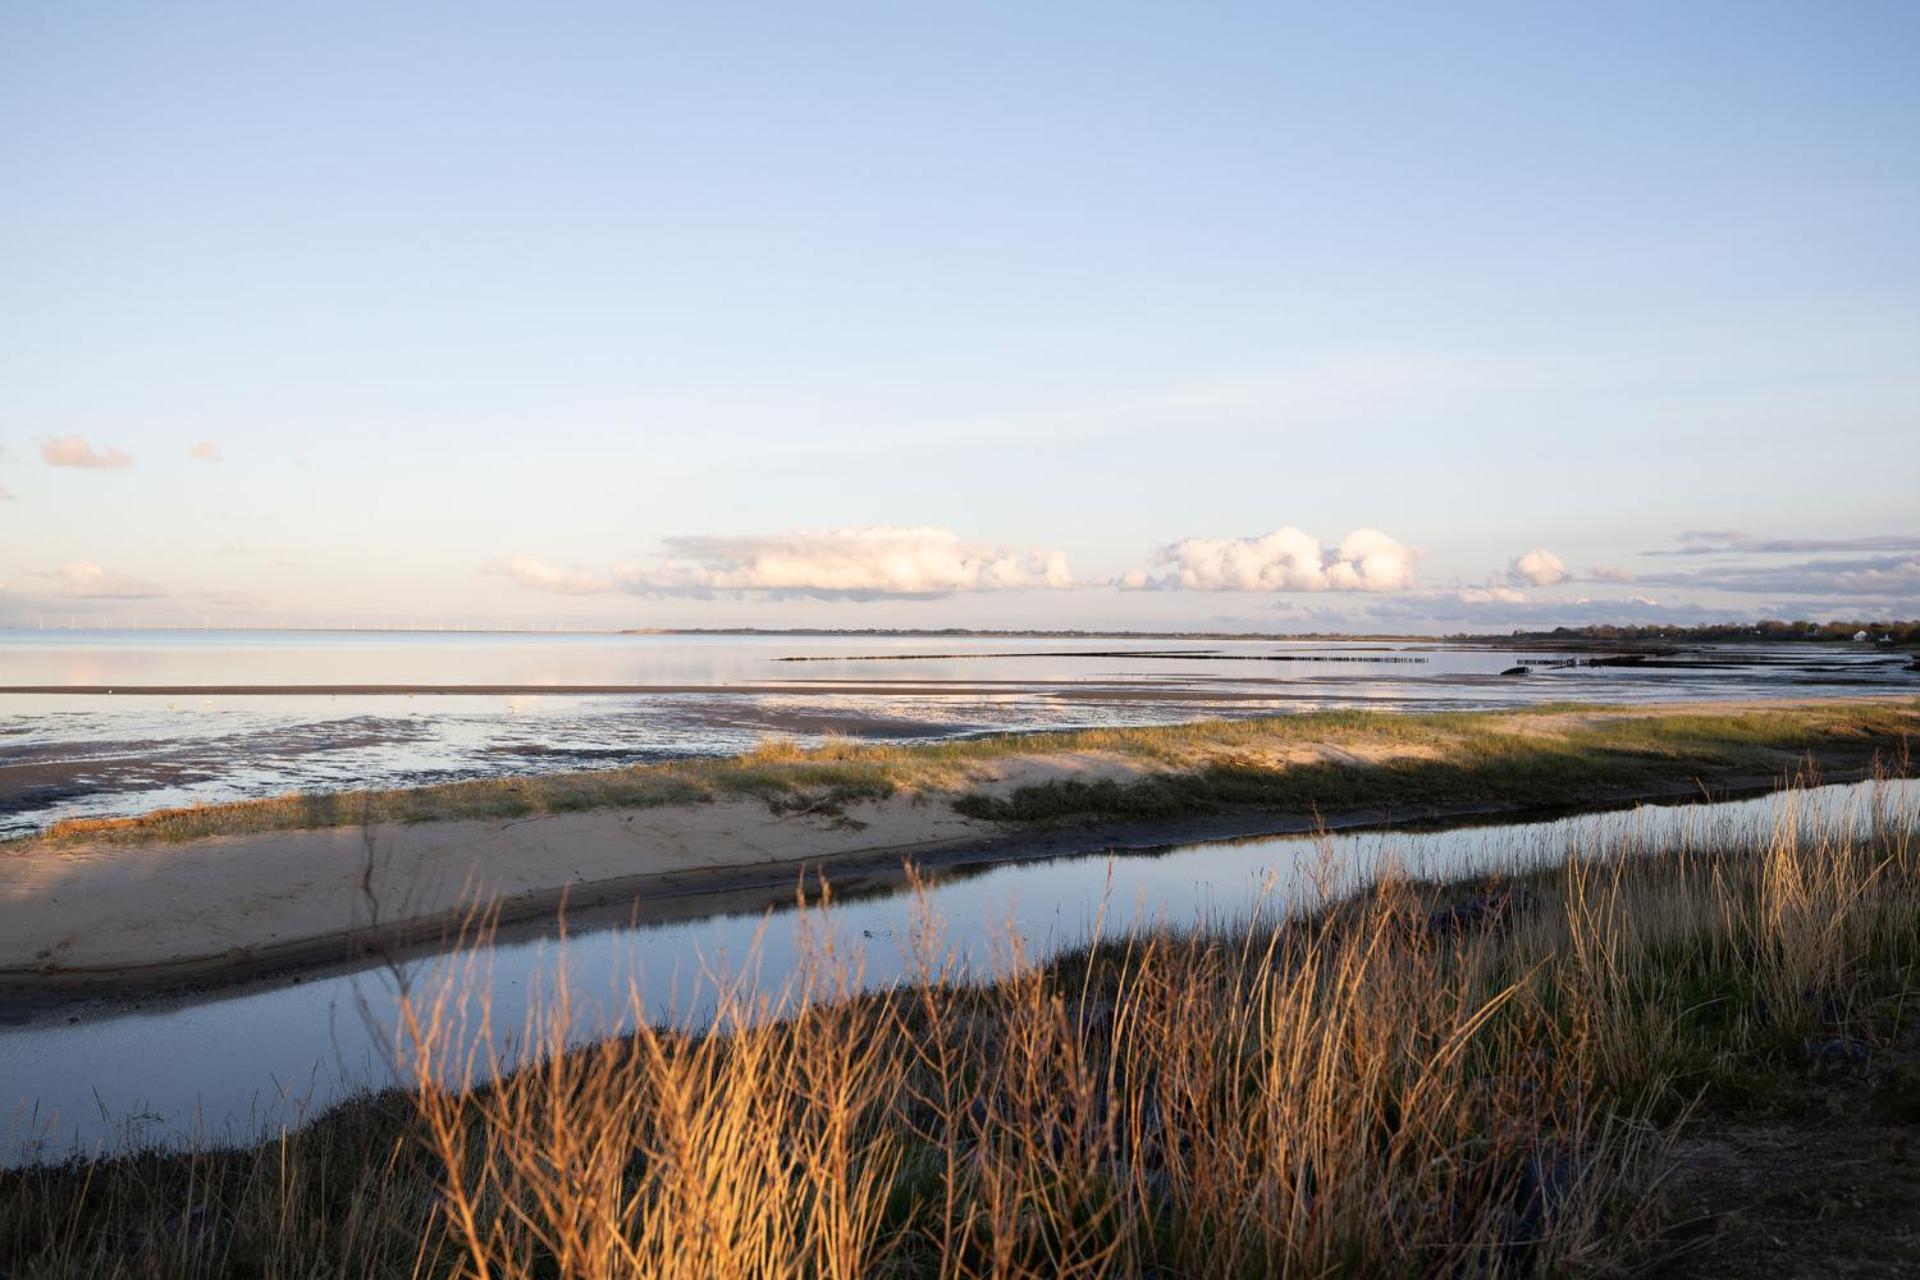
(2, 1), (1917, 633)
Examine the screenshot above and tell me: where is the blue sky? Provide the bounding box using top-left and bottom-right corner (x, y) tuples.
(3, 1), (1917, 631)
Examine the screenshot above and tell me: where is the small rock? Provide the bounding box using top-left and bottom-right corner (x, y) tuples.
(1805, 1036), (1871, 1067)
(1424, 887), (1541, 938)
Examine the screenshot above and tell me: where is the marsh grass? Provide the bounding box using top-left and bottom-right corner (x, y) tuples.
(5, 772), (1918, 1277)
(16, 699), (1918, 848)
(952, 702), (1919, 823)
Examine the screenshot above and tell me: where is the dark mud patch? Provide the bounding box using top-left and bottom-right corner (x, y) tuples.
(0, 758), (219, 816)
(701, 709), (968, 739)
(0, 717), (441, 834)
(1649, 1010), (1920, 1277)
(482, 744), (679, 765)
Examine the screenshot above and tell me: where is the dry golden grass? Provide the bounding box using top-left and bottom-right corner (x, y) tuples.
(9, 771), (1915, 1277)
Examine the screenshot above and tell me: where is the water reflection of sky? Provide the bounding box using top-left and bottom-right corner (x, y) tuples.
(2, 778), (1911, 1166)
(2, 631), (1914, 836)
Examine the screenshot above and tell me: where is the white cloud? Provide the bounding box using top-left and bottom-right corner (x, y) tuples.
(1363, 590), (1726, 629)
(1508, 548), (1570, 587)
(189, 440), (223, 462)
(504, 528), (1077, 601)
(1652, 531), (1920, 556)
(48, 561), (163, 599)
(40, 435), (133, 470)
(495, 555), (614, 596)
(1458, 586), (1529, 604)
(1642, 555), (1920, 599)
(625, 528), (1075, 599)
(1120, 527), (1419, 593)
(0, 484), (13, 502)
(1589, 564), (1636, 582)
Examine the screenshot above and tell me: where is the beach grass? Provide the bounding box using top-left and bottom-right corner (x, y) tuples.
(4, 772), (1918, 1276)
(13, 698), (1918, 850)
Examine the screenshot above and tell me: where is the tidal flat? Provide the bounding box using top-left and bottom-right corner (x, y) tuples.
(5, 629), (1914, 838)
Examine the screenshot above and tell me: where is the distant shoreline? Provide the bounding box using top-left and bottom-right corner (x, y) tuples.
(0, 678), (1425, 697)
(5, 622), (1916, 645)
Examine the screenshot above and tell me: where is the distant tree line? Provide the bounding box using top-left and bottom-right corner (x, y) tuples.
(1468, 620), (1920, 645)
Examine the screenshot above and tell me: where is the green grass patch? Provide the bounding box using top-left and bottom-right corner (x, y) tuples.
(956, 702), (1918, 824)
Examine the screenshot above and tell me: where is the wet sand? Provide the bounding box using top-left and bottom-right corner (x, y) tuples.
(0, 753), (1093, 997)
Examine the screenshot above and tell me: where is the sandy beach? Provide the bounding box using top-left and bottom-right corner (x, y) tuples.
(0, 749), (1160, 996)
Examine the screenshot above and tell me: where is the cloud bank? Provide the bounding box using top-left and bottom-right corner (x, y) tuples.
(40, 435), (133, 470)
(1365, 590), (1712, 629)
(1507, 548), (1570, 587)
(507, 528), (1077, 601)
(491, 521), (1919, 621)
(1458, 586), (1529, 605)
(497, 555), (614, 596)
(1652, 532), (1920, 556)
(1119, 527), (1418, 593)
(48, 561), (162, 599)
(1641, 555), (1920, 599)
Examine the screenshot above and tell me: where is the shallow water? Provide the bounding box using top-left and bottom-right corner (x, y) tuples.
(3, 630), (1913, 837)
(1, 777), (1912, 1166)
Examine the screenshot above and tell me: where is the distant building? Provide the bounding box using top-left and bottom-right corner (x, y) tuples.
(1853, 629), (1870, 642)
